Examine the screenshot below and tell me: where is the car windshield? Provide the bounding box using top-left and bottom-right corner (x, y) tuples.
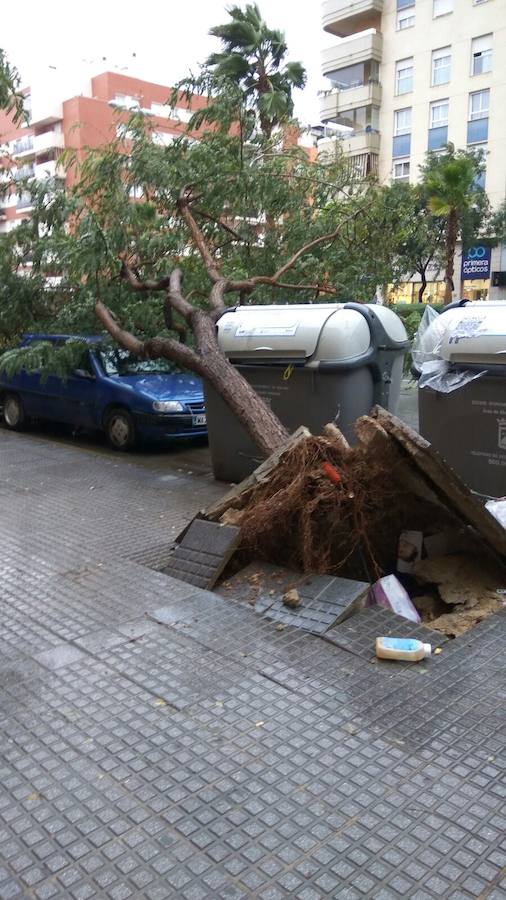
(98, 349), (182, 377)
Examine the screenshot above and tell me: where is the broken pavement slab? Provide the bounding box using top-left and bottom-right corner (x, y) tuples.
(161, 519), (240, 589)
(218, 561), (369, 634)
(324, 605), (448, 661)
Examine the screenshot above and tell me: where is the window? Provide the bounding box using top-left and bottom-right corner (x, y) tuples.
(113, 93), (139, 110)
(397, 5), (415, 28)
(394, 107), (412, 135)
(115, 124), (136, 141)
(430, 99), (449, 128)
(151, 101), (170, 118)
(433, 0), (453, 15)
(172, 107), (192, 124)
(152, 131), (175, 146)
(469, 144), (486, 189)
(468, 90), (490, 143)
(393, 159), (410, 181)
(395, 58), (413, 95)
(392, 133), (411, 157)
(432, 48), (451, 86)
(23, 92), (32, 124)
(471, 35), (492, 76)
(428, 100), (449, 148)
(469, 89), (490, 119)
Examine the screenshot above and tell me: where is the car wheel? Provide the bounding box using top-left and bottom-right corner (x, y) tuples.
(105, 408), (137, 451)
(3, 394), (26, 430)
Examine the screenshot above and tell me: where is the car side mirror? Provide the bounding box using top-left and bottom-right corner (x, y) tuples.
(74, 368), (95, 379)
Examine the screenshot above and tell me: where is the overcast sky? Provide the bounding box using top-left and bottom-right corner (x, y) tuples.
(4, 0), (332, 126)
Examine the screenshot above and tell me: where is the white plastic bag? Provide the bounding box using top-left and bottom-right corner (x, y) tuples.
(411, 306), (443, 371)
(418, 359), (486, 394)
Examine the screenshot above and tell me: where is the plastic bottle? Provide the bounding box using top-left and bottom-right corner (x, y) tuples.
(375, 637), (432, 661)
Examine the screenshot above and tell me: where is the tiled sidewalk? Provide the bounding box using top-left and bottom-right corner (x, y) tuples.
(1, 429), (505, 900)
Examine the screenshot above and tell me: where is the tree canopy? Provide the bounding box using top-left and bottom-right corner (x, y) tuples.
(0, 48), (26, 125)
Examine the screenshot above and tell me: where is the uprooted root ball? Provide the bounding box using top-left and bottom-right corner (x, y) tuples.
(234, 435), (405, 579)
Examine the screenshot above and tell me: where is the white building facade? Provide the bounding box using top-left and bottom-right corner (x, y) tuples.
(320, 0), (506, 301)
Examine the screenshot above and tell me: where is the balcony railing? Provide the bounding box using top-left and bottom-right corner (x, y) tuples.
(13, 166), (35, 182)
(319, 80), (382, 124)
(34, 130), (65, 156)
(322, 32), (383, 77)
(12, 136), (34, 156)
(323, 0), (384, 38)
(17, 192), (34, 210)
(392, 133), (411, 157)
(467, 117), (488, 144)
(428, 125), (448, 151)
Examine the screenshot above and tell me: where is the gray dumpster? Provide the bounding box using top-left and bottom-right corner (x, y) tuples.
(205, 302), (409, 482)
(415, 300), (506, 498)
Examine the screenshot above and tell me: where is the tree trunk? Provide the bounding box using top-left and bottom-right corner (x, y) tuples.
(189, 310), (289, 457)
(444, 208), (458, 303)
(418, 271), (427, 303)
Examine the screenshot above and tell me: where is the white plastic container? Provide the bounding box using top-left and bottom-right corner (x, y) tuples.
(375, 637), (432, 661)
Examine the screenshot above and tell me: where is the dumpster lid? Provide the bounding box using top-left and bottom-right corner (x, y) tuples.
(218, 305), (337, 361)
(217, 303), (406, 364)
(434, 302), (506, 366)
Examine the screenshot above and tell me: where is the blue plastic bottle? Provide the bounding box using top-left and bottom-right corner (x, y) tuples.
(376, 637), (432, 661)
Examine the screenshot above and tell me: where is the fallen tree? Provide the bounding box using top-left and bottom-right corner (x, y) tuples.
(204, 408), (506, 582)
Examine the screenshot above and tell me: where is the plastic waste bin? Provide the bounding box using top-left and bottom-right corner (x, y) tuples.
(205, 302), (409, 482)
(413, 300), (506, 497)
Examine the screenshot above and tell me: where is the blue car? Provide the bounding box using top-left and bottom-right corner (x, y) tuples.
(0, 334), (207, 450)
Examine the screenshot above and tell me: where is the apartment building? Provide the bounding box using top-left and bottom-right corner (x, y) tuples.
(319, 0), (506, 301)
(0, 68), (206, 234)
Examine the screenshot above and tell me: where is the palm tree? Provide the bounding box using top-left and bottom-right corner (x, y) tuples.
(422, 147), (482, 303)
(207, 4), (306, 139)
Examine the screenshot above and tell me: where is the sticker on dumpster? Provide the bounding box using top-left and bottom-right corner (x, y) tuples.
(498, 420), (506, 451)
(235, 323), (299, 337)
(448, 316), (486, 343)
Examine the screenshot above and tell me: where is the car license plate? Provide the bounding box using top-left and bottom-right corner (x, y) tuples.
(192, 414), (207, 427)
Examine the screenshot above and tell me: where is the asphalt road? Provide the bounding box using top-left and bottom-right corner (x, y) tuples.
(0, 379), (420, 480)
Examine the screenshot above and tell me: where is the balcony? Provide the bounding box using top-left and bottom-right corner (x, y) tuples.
(322, 32), (383, 78)
(34, 160), (64, 181)
(13, 165), (35, 182)
(320, 80), (382, 123)
(318, 128), (380, 159)
(34, 130), (65, 156)
(12, 136), (34, 158)
(323, 0), (383, 37)
(17, 192), (34, 211)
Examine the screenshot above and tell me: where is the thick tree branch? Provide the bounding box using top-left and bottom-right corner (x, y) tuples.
(209, 279), (230, 312)
(269, 207), (367, 283)
(167, 268), (195, 318)
(177, 187), (222, 282)
(178, 186), (368, 303)
(194, 207), (246, 243)
(120, 259), (172, 293)
(95, 301), (145, 355)
(95, 300), (201, 371)
(163, 302), (187, 343)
